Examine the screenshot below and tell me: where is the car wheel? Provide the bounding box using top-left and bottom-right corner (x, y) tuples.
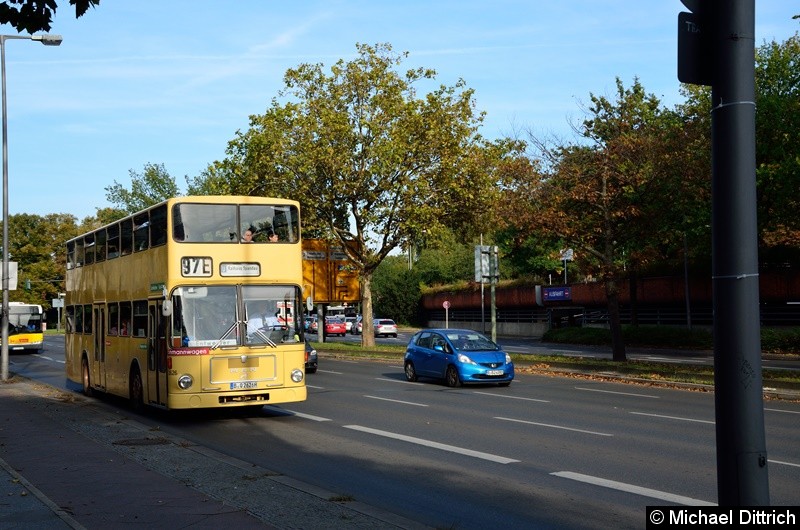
(404, 361), (418, 382)
(392, 333), (397, 338)
(129, 366), (144, 412)
(81, 355), (93, 397)
(446, 365), (462, 387)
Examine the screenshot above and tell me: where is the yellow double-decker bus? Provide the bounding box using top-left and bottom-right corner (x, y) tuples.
(64, 196), (307, 410)
(6, 302), (44, 353)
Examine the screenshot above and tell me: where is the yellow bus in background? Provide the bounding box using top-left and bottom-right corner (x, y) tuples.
(64, 196), (307, 410)
(5, 302), (44, 353)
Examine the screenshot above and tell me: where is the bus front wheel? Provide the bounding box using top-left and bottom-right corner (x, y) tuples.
(81, 356), (93, 397)
(129, 367), (144, 412)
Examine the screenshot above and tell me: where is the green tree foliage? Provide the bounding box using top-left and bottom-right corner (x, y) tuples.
(5, 212), (78, 307)
(194, 43), (509, 346)
(0, 0), (98, 33)
(371, 255), (421, 325)
(104, 163), (180, 215)
(755, 32), (800, 259)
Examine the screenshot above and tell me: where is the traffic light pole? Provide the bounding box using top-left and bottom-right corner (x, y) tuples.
(709, 0), (769, 505)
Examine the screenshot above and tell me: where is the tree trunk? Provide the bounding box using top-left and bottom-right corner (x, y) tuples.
(605, 277), (627, 362)
(360, 272), (376, 348)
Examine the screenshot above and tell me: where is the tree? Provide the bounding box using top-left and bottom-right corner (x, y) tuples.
(104, 162), (180, 214)
(0, 0), (98, 33)
(754, 32), (800, 258)
(196, 43), (509, 346)
(5, 212), (78, 308)
(503, 79), (695, 361)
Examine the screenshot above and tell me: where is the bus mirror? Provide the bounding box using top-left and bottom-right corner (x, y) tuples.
(162, 300), (173, 317)
(306, 296), (313, 312)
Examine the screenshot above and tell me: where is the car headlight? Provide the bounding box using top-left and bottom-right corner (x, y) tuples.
(505, 353), (512, 364)
(291, 369), (304, 383)
(177, 374), (193, 390)
(457, 353), (477, 365)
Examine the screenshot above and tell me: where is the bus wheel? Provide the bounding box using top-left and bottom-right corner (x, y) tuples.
(81, 356), (93, 397)
(129, 367), (144, 412)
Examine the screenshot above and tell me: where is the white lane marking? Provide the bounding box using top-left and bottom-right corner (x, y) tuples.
(377, 377), (420, 385)
(575, 387), (660, 399)
(474, 391), (549, 403)
(364, 395), (428, 407)
(495, 417), (613, 437)
(765, 407), (800, 415)
(551, 471), (716, 506)
(630, 411), (714, 424)
(769, 459), (800, 468)
(344, 425), (519, 464)
(305, 384), (325, 389)
(318, 369), (343, 374)
(276, 409), (332, 422)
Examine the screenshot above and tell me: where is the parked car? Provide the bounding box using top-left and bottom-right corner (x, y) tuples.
(304, 340), (318, 373)
(344, 315), (357, 332)
(351, 316), (362, 335)
(403, 329), (514, 387)
(374, 318), (398, 338)
(304, 316), (316, 332)
(324, 317), (347, 337)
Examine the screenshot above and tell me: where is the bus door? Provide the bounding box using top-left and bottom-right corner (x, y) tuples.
(92, 305), (107, 390)
(147, 302), (168, 407)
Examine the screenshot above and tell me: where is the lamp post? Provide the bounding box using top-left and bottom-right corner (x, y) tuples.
(1, 34), (62, 382)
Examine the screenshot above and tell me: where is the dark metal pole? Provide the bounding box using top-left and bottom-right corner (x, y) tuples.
(710, 0), (769, 505)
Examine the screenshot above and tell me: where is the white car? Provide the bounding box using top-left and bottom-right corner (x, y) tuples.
(374, 319), (398, 338)
(345, 315), (357, 332)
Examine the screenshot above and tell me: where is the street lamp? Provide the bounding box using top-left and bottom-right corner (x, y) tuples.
(1, 34), (62, 381)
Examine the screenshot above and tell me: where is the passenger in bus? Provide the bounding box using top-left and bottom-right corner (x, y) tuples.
(120, 321), (129, 336)
(267, 229), (278, 242)
(241, 229), (254, 243)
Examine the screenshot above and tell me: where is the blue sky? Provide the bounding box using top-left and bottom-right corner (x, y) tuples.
(4, 1), (798, 220)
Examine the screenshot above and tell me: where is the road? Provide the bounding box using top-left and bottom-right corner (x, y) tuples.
(9, 336), (800, 528)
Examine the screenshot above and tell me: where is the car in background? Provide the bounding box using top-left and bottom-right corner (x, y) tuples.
(374, 318), (398, 338)
(403, 328), (514, 387)
(344, 315), (357, 333)
(304, 340), (318, 373)
(324, 317), (347, 337)
(350, 316), (363, 335)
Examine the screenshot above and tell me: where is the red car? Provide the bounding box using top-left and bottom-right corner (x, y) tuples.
(324, 317), (347, 337)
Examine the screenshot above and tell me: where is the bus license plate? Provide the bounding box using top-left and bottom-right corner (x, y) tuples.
(230, 381), (258, 390)
(486, 370), (504, 376)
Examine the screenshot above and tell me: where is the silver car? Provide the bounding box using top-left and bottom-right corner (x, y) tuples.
(374, 318), (398, 338)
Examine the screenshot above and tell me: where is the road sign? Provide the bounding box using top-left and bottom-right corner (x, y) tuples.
(443, 300), (450, 309)
(677, 2), (711, 85)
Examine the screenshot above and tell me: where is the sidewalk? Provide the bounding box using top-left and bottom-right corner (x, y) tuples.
(0, 375), (426, 530)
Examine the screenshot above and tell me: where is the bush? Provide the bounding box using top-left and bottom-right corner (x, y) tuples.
(542, 325), (800, 354)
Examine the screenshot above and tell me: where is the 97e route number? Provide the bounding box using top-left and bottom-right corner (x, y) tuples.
(182, 257), (212, 277)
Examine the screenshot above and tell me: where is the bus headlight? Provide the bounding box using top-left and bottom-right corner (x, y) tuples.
(177, 374), (194, 390)
(291, 369), (304, 383)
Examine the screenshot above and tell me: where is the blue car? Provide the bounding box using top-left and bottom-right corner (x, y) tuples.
(404, 329), (514, 387)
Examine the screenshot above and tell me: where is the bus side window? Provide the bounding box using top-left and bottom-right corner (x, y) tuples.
(120, 218), (133, 255)
(82, 305), (92, 334)
(134, 212), (149, 252)
(84, 233), (95, 265)
(133, 301), (148, 337)
(119, 302), (132, 336)
(150, 204), (167, 247)
(66, 240), (76, 269)
(108, 303), (119, 335)
(95, 228), (107, 263)
(66, 306), (74, 333)
(107, 223), (120, 259)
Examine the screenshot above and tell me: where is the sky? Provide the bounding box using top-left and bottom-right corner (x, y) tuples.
(3, 1), (798, 220)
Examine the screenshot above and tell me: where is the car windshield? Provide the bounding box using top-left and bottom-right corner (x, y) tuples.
(445, 332), (499, 351)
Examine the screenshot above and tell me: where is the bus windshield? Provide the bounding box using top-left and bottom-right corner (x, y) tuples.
(171, 285), (302, 348)
(8, 306), (43, 335)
